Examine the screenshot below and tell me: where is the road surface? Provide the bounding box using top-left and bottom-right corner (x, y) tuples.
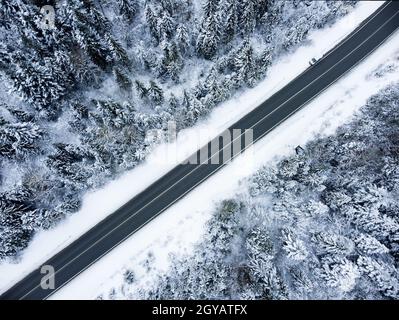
(2, 0), (399, 300)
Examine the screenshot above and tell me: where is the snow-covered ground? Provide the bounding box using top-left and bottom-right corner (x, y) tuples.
(0, 1), (389, 296)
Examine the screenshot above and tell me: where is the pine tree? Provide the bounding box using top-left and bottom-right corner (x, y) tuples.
(92, 99), (132, 128)
(176, 24), (190, 54)
(135, 80), (148, 99)
(357, 256), (399, 298)
(5, 106), (34, 123)
(160, 0), (174, 13)
(145, 4), (160, 42)
(246, 228), (287, 299)
(239, 0), (256, 36)
(281, 228), (308, 261)
(116, 0), (138, 23)
(254, 0), (269, 22)
(0, 43), (12, 70)
(257, 46), (273, 76)
(181, 91), (205, 125)
(311, 231), (354, 256)
(290, 267), (314, 295)
(196, 0), (221, 59)
(353, 207), (398, 239)
(317, 256), (360, 293)
(167, 93), (180, 113)
(233, 40), (257, 86)
(157, 40), (183, 81)
(222, 0), (238, 44)
(123, 269), (136, 284)
(46, 143), (93, 184)
(246, 227), (274, 259)
(113, 68), (132, 93)
(304, 200), (329, 217)
(0, 122), (43, 158)
(158, 10), (175, 40)
(9, 58), (69, 114)
(139, 1), (178, 43)
(354, 233), (389, 255)
(0, 189), (35, 258)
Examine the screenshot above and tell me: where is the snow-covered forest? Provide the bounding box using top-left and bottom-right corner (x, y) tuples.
(0, 0), (357, 260)
(109, 82), (399, 300)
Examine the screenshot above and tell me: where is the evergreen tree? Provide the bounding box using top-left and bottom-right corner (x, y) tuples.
(233, 40), (257, 86)
(254, 0), (269, 22)
(181, 90), (205, 126)
(148, 81), (164, 105)
(92, 99), (131, 128)
(257, 46), (273, 76)
(104, 33), (130, 66)
(176, 24), (190, 54)
(316, 256), (360, 293)
(0, 0), (364, 267)
(158, 10), (175, 40)
(116, 0), (138, 23)
(113, 68), (132, 93)
(46, 143), (93, 184)
(135, 80), (148, 99)
(311, 231), (354, 256)
(167, 93), (180, 113)
(0, 121), (43, 158)
(281, 228), (308, 261)
(353, 233), (389, 255)
(357, 256), (399, 298)
(157, 40), (183, 81)
(0, 189), (35, 258)
(222, 0), (238, 44)
(145, 5), (159, 41)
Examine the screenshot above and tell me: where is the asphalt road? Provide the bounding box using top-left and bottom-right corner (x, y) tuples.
(2, 1), (399, 300)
